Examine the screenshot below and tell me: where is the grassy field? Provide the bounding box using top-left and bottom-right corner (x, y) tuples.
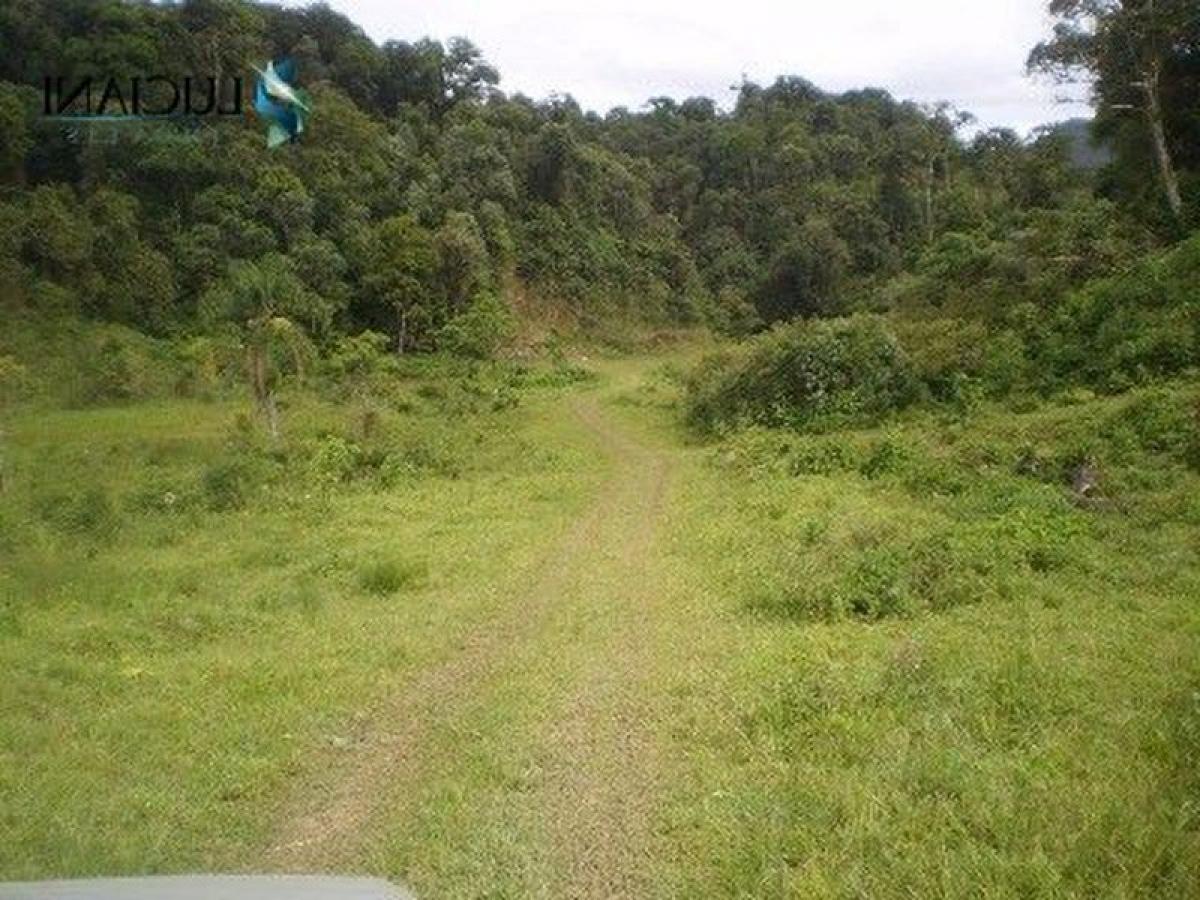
(2, 353), (1199, 897)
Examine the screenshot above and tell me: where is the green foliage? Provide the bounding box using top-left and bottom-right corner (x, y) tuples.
(1039, 233), (1200, 389)
(1109, 388), (1197, 460)
(755, 218), (850, 323)
(74, 328), (179, 405)
(1028, 0), (1198, 228)
(307, 434), (361, 486)
(437, 293), (516, 359)
(435, 211), (490, 313)
(0, 0), (1189, 390)
(685, 316), (918, 433)
(201, 254), (330, 337)
(0, 82), (32, 180)
(0, 353), (28, 405)
(357, 214), (438, 351)
(323, 331), (394, 389)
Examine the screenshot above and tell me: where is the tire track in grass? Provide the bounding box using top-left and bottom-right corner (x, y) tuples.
(263, 393), (674, 882)
(533, 396), (673, 898)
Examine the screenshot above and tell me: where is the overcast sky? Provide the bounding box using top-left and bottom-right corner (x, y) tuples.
(291, 0), (1090, 134)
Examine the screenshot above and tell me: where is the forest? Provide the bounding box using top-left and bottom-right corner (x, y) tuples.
(1, 1), (1199, 897)
(0, 0), (1194, 395)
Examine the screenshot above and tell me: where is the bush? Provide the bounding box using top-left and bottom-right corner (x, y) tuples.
(324, 331), (394, 385)
(380, 433), (463, 482)
(307, 434), (362, 486)
(1040, 234), (1200, 389)
(842, 547), (913, 619)
(437, 293), (516, 360)
(752, 510), (1061, 624)
(859, 435), (910, 479)
(73, 328), (179, 405)
(174, 334), (241, 398)
(684, 316), (919, 434)
(787, 436), (859, 476)
(890, 316), (987, 396)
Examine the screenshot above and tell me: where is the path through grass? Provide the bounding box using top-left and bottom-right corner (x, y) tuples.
(3, 357), (1199, 898)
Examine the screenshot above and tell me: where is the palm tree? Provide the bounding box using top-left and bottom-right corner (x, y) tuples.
(203, 254), (329, 437)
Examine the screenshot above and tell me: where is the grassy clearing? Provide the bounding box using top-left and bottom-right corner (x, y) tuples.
(1, 353), (1198, 898)
(0, 359), (607, 878)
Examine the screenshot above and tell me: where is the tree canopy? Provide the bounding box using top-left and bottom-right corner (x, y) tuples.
(0, 0), (1194, 359)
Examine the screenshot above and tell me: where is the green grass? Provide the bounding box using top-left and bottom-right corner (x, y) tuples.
(0, 363), (607, 878)
(357, 558), (429, 597)
(651, 379), (1200, 898)
(1, 354), (1198, 898)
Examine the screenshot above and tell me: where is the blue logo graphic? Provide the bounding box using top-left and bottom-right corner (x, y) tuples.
(254, 58), (310, 148)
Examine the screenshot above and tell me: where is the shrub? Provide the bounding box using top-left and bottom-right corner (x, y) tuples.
(684, 316), (919, 434)
(438, 293), (516, 360)
(859, 435), (910, 479)
(72, 328), (180, 405)
(522, 362), (595, 389)
(890, 316), (987, 396)
(788, 436), (859, 476)
(128, 474), (191, 514)
(752, 512), (1052, 624)
(1187, 406), (1200, 473)
(979, 329), (1030, 397)
(324, 331), (393, 385)
(986, 506), (1080, 574)
(307, 434), (362, 485)
(909, 530), (1002, 610)
(1040, 234), (1200, 389)
(173, 334), (240, 398)
(842, 547), (913, 619)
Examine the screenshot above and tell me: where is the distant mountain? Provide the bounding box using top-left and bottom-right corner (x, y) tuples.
(1044, 118), (1114, 171)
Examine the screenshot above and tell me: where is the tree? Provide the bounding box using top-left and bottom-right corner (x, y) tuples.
(376, 36), (497, 117)
(1028, 0), (1197, 222)
(179, 0), (265, 103)
(435, 211), (489, 314)
(360, 215), (438, 353)
(252, 165), (314, 247)
(24, 185), (93, 283)
(0, 83), (32, 183)
(755, 218), (850, 324)
(442, 37), (499, 110)
(201, 254), (328, 437)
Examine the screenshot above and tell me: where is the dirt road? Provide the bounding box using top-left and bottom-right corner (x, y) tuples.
(265, 386), (685, 897)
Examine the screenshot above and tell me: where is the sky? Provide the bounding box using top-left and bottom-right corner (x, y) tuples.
(289, 0), (1092, 134)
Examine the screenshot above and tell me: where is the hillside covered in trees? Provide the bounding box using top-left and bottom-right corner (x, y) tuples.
(1, 0), (1195, 406)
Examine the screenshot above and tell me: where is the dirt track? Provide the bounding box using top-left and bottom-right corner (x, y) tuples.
(264, 391), (678, 897)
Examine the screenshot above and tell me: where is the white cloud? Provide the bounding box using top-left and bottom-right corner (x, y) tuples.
(286, 0), (1091, 132)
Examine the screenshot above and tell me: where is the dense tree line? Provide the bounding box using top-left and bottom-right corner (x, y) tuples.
(0, 0), (1196, 371)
